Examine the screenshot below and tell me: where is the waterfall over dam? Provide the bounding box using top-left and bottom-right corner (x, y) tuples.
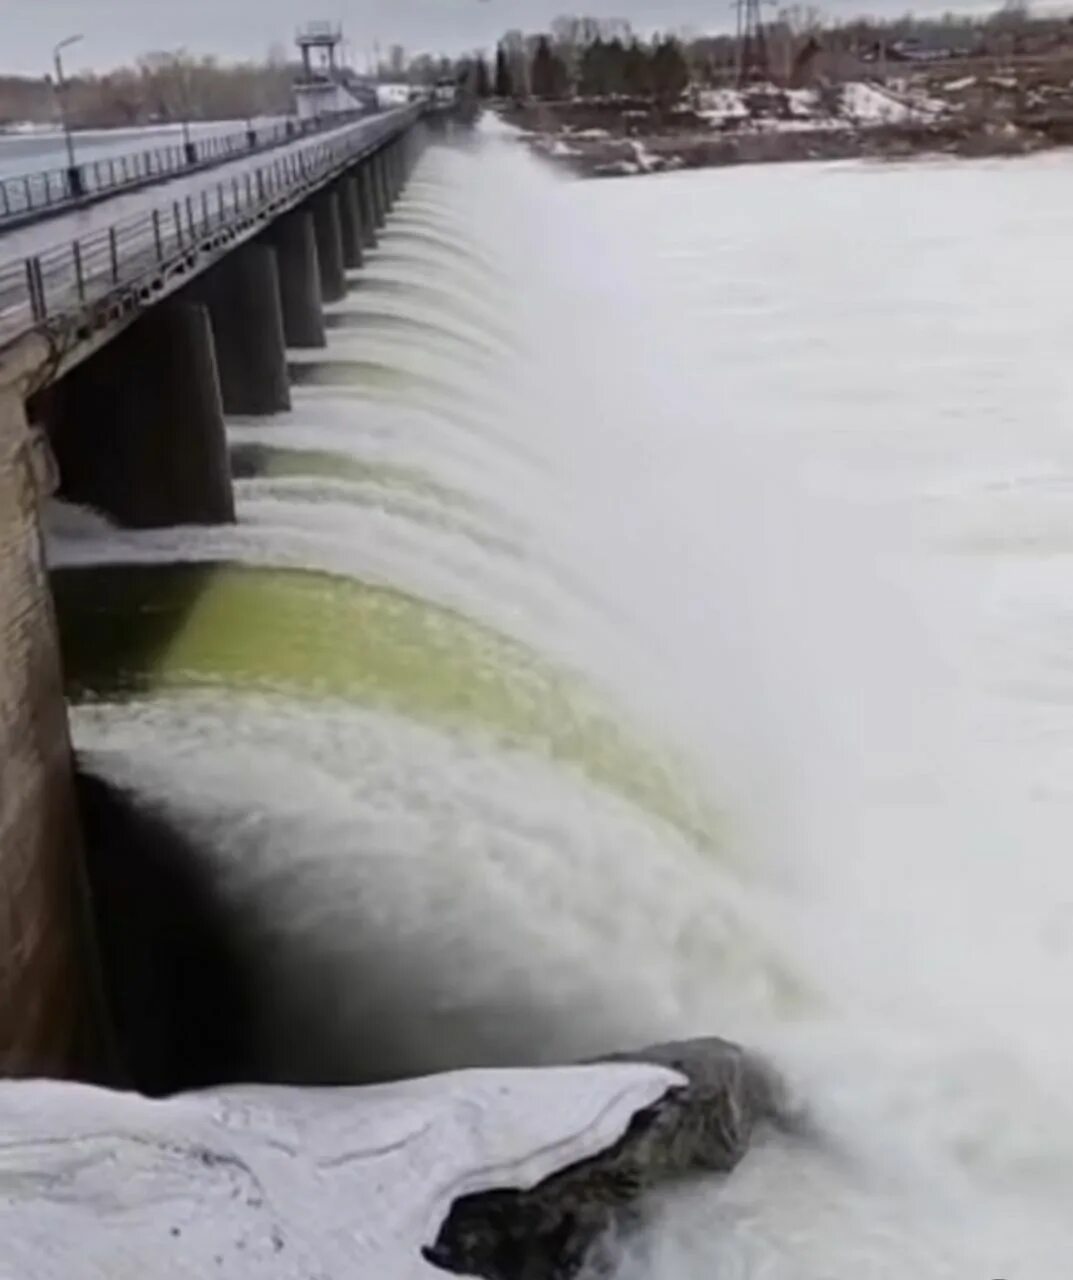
(47, 138), (763, 1086)
(5, 125), (1073, 1275)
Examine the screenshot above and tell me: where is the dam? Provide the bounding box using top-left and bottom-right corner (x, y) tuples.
(0, 101), (442, 1076)
(2, 66), (1073, 1280)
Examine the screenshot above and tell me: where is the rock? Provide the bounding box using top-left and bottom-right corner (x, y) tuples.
(423, 1037), (789, 1280)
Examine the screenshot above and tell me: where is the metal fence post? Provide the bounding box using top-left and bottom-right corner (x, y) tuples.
(25, 257), (46, 321)
(109, 226), (119, 282)
(152, 209), (163, 259)
(72, 241), (85, 301)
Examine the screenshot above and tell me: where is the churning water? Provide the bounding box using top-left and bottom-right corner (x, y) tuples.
(49, 132), (1073, 1274)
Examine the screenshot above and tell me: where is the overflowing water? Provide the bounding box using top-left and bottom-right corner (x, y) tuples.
(48, 134), (1073, 1274)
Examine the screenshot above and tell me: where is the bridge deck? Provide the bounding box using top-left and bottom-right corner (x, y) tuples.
(0, 109), (412, 360)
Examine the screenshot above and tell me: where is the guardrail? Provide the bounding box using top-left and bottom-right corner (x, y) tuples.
(0, 110), (375, 227)
(0, 107), (419, 349)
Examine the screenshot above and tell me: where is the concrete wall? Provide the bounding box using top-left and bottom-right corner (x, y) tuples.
(0, 386), (96, 1077)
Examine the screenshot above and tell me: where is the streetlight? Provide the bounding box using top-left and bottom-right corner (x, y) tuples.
(53, 34), (84, 196)
(176, 60), (197, 165)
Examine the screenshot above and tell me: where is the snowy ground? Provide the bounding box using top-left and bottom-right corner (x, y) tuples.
(694, 80), (946, 130)
(0, 1065), (678, 1280)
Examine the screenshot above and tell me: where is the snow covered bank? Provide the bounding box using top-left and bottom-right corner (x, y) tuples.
(0, 1040), (787, 1279)
(0, 1066), (676, 1279)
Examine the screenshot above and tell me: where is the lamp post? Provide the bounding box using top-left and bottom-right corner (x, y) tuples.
(178, 63), (197, 165)
(53, 34), (84, 197)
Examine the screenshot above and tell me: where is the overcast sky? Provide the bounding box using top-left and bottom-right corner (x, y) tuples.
(3, 0), (994, 76)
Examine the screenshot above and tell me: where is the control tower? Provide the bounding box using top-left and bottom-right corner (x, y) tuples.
(294, 21), (365, 121)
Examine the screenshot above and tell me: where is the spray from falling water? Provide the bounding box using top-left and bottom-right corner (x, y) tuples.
(50, 136), (1073, 1273)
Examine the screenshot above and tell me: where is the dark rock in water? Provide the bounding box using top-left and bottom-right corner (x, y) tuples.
(423, 1036), (789, 1280)
(74, 763), (254, 1097)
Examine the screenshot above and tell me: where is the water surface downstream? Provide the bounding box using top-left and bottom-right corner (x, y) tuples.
(50, 138), (1073, 1275)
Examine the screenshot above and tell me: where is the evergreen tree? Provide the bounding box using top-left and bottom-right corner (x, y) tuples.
(650, 38), (690, 104)
(494, 42), (512, 97)
(579, 37), (608, 96)
(622, 41), (652, 97)
(474, 54), (491, 98)
(530, 35), (565, 99)
(602, 38), (629, 95)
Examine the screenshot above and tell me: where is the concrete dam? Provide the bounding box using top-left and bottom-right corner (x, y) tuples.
(0, 97), (796, 1279)
(0, 103), (458, 1079)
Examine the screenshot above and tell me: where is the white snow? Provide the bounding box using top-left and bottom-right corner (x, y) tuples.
(696, 80), (945, 132)
(0, 1065), (679, 1279)
(696, 88), (750, 120)
(841, 81), (916, 123)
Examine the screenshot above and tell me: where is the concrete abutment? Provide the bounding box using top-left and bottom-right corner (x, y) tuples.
(0, 389), (102, 1077)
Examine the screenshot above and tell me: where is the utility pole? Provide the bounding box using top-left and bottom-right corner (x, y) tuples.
(53, 34), (84, 197)
(731, 0), (773, 85)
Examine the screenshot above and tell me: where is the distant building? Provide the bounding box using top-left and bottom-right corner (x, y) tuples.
(293, 21), (369, 121)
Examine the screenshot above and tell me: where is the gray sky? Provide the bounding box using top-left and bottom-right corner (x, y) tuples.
(3, 0), (992, 76)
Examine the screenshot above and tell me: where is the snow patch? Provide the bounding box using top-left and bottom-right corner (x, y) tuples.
(0, 1066), (679, 1280)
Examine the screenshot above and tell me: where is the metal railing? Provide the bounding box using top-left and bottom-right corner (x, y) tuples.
(0, 110), (377, 227)
(0, 108), (418, 347)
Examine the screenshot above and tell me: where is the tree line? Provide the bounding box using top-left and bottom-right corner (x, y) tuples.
(471, 3), (1071, 102)
(0, 52), (295, 130)
(484, 32), (689, 102)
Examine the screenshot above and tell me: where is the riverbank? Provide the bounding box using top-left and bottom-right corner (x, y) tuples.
(503, 75), (1073, 176)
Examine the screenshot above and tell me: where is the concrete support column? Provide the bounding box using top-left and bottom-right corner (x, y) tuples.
(336, 176), (364, 271)
(395, 139), (408, 194)
(373, 150), (389, 227)
(271, 210), (325, 349)
(386, 144), (401, 204)
(0, 388), (98, 1077)
(311, 190), (347, 303)
(51, 303), (235, 529)
(356, 162), (380, 247)
(197, 243), (291, 416)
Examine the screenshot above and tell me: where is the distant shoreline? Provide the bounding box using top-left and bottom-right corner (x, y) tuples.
(500, 83), (1073, 177)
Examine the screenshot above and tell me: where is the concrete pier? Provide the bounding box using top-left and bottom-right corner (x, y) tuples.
(0, 390), (96, 1077)
(50, 303), (235, 529)
(371, 151), (388, 229)
(336, 176), (364, 271)
(272, 211), (326, 348)
(0, 104), (447, 1086)
(388, 143), (402, 200)
(311, 190), (347, 304)
(356, 163), (379, 249)
(197, 244), (291, 416)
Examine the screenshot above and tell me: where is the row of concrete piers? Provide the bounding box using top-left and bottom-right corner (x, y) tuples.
(46, 128), (419, 530)
(0, 123), (425, 1077)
